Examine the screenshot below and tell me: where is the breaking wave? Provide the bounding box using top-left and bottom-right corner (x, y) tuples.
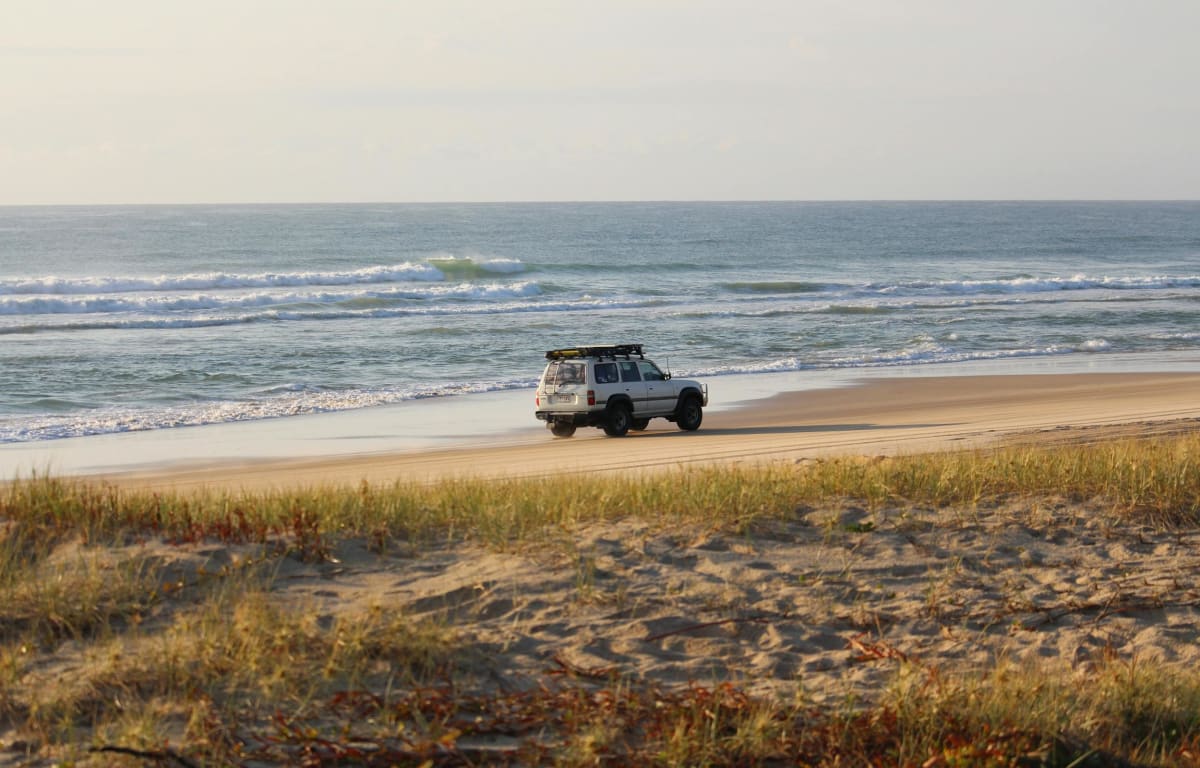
(0, 294), (668, 335)
(0, 281), (543, 316)
(0, 256), (526, 296)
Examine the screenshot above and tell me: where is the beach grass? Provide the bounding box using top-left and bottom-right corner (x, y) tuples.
(7, 432), (1200, 544)
(2, 432), (1200, 764)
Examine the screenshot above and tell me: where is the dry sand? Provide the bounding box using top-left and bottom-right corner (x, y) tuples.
(261, 499), (1200, 706)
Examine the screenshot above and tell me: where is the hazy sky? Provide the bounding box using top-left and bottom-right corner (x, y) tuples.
(3, 1), (1198, 204)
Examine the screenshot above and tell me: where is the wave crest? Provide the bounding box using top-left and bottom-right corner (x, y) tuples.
(0, 255), (527, 296)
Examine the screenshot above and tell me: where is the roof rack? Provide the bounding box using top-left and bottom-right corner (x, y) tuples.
(545, 344), (644, 361)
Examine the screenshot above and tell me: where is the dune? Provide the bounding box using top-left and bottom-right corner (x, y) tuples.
(5, 371), (1200, 762)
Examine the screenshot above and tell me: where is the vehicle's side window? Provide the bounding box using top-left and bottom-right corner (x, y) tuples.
(638, 361), (664, 381)
(619, 361), (641, 382)
(594, 363), (618, 384)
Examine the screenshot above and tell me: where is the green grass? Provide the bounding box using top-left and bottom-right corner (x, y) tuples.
(2, 432), (1199, 765)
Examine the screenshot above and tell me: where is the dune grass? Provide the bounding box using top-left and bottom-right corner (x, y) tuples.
(2, 432), (1199, 764)
(5, 432), (1199, 546)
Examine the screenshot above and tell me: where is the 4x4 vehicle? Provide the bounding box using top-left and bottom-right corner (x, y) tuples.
(534, 344), (708, 438)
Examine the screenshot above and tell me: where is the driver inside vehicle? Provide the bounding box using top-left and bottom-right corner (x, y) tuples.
(638, 361), (665, 381)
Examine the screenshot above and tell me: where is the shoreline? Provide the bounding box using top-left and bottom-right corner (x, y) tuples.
(19, 365), (1199, 493)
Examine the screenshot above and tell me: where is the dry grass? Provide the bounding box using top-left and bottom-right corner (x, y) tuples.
(2, 433), (1199, 764)
(8, 433), (1199, 545)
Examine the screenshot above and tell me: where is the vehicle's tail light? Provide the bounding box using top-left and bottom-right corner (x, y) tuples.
(535, 394), (540, 406)
(587, 390), (595, 406)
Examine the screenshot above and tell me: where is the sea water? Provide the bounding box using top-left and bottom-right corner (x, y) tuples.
(2, 201), (1199, 445)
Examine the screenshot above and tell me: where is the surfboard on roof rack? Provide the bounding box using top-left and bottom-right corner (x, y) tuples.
(544, 344), (644, 361)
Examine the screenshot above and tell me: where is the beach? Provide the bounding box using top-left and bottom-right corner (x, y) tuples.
(44, 366), (1198, 492)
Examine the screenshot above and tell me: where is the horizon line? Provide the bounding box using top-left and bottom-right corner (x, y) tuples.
(3, 198), (1199, 209)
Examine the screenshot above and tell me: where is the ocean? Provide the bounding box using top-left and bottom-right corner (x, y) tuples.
(2, 201), (1199, 445)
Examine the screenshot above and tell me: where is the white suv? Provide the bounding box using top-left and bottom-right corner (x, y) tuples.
(534, 344), (708, 438)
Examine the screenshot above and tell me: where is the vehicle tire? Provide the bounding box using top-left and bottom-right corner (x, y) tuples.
(550, 422), (577, 438)
(675, 394), (703, 431)
(631, 418), (651, 431)
(603, 402), (632, 437)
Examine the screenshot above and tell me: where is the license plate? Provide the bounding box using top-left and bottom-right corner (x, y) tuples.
(551, 394), (575, 404)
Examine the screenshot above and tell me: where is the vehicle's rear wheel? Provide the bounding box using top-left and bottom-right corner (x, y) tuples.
(631, 418), (650, 431)
(603, 402), (632, 437)
(550, 422), (577, 438)
(675, 395), (703, 431)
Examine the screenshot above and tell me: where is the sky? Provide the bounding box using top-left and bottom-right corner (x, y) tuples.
(3, 0), (1198, 204)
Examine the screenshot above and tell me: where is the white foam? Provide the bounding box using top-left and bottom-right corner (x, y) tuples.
(0, 292), (666, 334)
(687, 344), (1078, 378)
(0, 262), (449, 295)
(866, 273), (1200, 296)
(0, 281), (545, 317)
(0, 378), (541, 443)
(479, 257), (527, 274)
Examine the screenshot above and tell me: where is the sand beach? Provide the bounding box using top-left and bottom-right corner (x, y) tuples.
(85, 369), (1200, 492)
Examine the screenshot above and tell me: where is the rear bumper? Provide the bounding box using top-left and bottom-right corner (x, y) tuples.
(536, 410), (600, 427)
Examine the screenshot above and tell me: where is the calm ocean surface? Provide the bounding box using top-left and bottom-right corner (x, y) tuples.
(2, 201), (1199, 444)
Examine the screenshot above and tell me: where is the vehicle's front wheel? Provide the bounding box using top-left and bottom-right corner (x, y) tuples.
(550, 422), (577, 438)
(675, 395), (703, 431)
(603, 402), (632, 437)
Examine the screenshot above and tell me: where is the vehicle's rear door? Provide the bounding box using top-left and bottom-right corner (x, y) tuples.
(541, 360), (588, 408)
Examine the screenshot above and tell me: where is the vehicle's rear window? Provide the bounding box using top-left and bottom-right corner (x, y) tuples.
(547, 361), (586, 385)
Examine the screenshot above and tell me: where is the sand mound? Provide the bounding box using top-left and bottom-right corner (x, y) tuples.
(265, 503), (1200, 704)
